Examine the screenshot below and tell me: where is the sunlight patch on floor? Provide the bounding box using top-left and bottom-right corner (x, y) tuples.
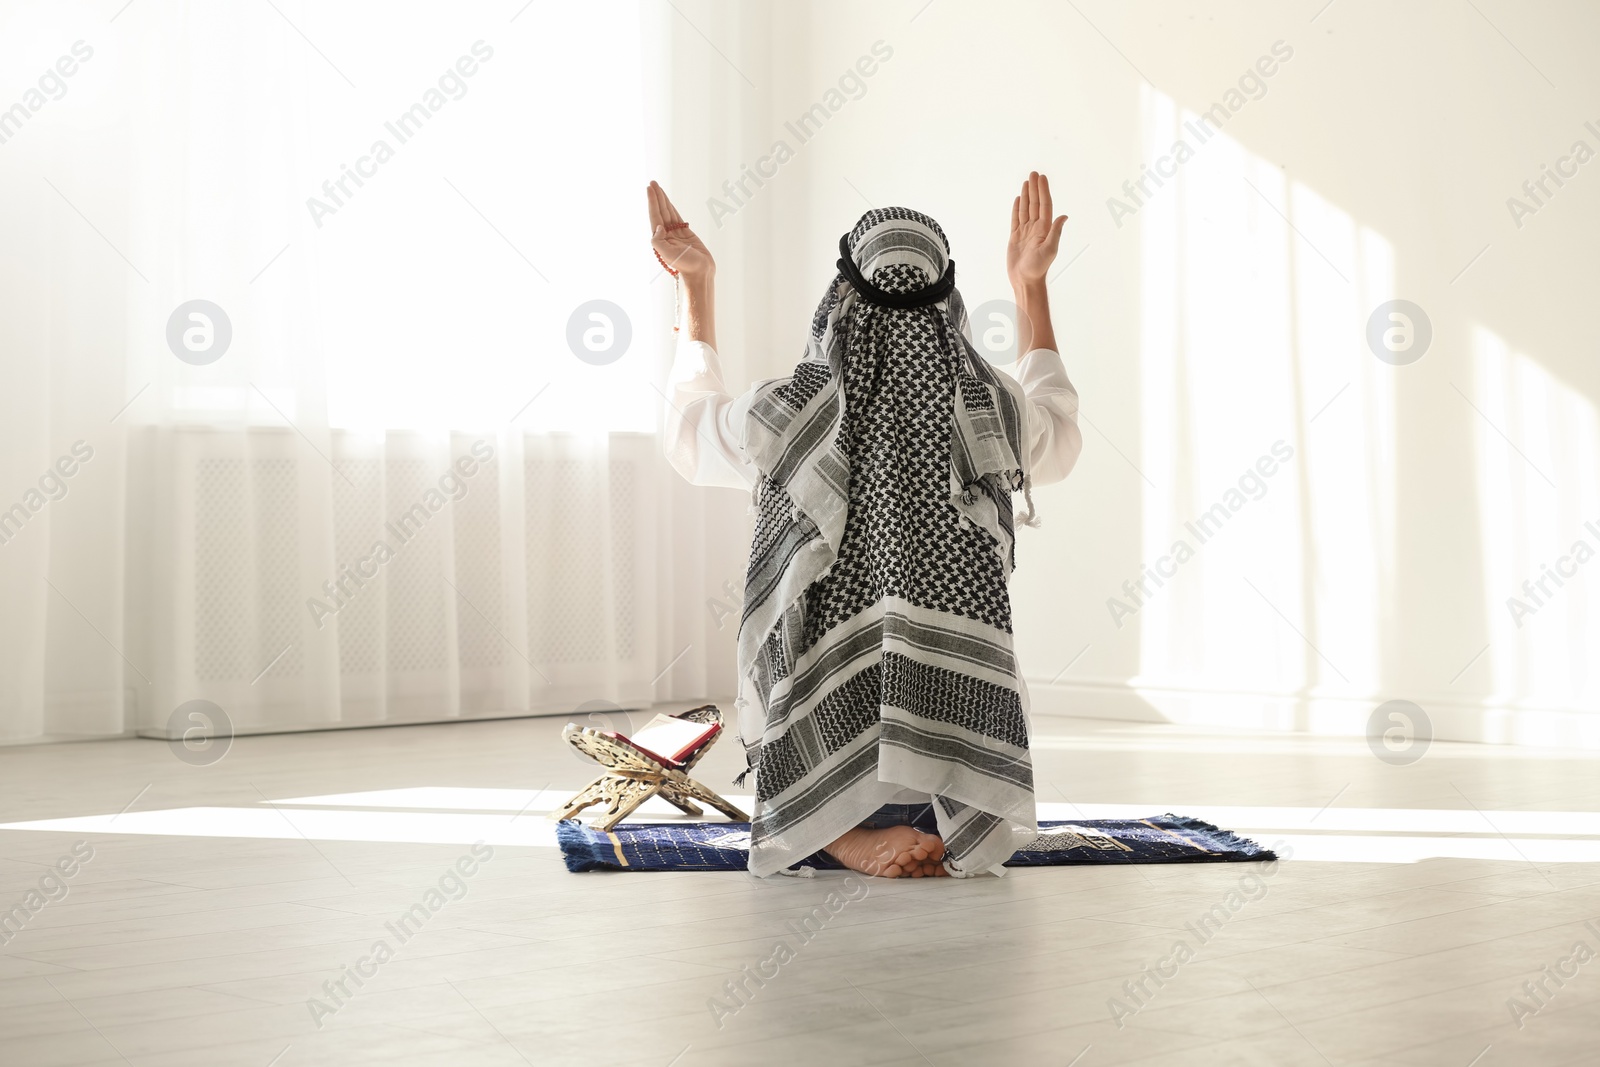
(4, 788), (1598, 864)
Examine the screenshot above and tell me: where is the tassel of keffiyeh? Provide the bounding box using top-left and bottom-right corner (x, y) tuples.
(1012, 468), (1040, 527)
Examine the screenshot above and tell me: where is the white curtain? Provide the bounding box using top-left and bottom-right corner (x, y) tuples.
(0, 0), (755, 744)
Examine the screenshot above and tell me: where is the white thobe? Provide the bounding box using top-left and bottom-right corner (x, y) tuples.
(662, 339), (1084, 490)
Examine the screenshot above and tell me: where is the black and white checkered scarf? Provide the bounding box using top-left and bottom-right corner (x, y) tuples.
(735, 207), (1040, 877)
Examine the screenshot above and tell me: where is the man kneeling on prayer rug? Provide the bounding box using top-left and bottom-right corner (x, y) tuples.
(650, 173), (1083, 878)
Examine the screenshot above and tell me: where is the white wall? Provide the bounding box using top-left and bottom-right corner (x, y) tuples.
(675, 0), (1600, 747)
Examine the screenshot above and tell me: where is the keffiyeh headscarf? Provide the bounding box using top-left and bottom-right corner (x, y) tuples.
(734, 207), (1040, 877)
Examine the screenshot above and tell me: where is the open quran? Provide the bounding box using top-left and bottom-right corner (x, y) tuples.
(604, 713), (721, 768)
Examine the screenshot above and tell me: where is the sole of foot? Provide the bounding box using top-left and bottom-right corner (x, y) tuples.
(825, 824), (949, 878)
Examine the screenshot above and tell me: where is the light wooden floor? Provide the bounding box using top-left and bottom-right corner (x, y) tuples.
(2, 707), (1598, 1066)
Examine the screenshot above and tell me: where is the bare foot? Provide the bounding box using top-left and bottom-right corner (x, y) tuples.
(825, 824), (949, 878)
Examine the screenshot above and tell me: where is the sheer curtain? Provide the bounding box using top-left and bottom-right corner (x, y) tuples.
(0, 0), (754, 744)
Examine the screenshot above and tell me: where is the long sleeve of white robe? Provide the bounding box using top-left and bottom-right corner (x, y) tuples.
(662, 338), (1083, 491)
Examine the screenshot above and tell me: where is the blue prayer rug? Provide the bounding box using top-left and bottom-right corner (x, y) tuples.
(556, 815), (1276, 873)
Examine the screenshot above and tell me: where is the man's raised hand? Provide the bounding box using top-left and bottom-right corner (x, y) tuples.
(647, 181), (715, 279)
(1006, 170), (1068, 289)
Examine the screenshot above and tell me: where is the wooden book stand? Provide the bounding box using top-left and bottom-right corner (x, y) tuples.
(549, 704), (749, 831)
